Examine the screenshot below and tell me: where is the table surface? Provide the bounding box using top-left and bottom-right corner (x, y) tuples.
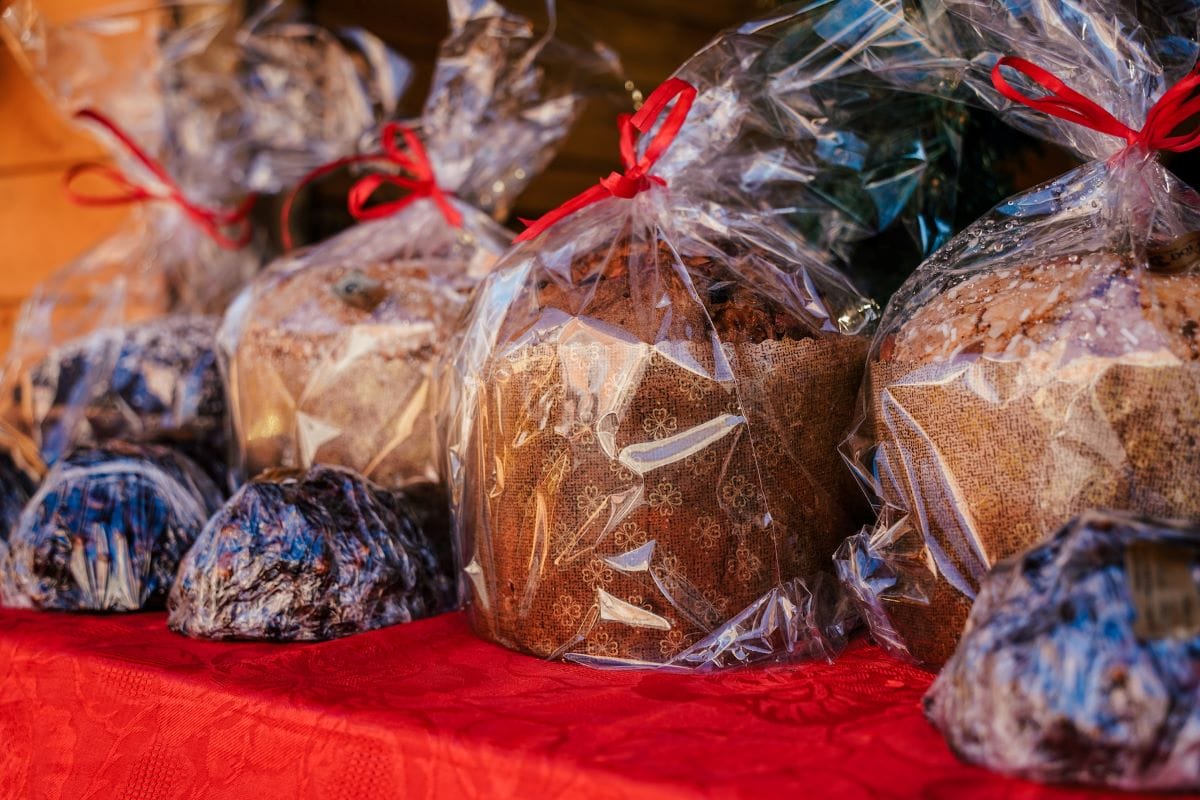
(0, 608), (1180, 799)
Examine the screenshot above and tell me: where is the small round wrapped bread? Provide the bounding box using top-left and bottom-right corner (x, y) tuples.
(227, 260), (468, 488)
(2, 442), (223, 611)
(850, 252), (1200, 666)
(460, 237), (870, 664)
(926, 511), (1200, 791)
(168, 465), (456, 641)
(13, 315), (226, 471)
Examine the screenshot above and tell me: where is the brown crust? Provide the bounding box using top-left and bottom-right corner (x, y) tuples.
(527, 239), (814, 344)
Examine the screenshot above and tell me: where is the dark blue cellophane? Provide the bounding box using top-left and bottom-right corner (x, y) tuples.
(926, 510), (1200, 791)
(168, 465), (456, 642)
(1, 442), (223, 612)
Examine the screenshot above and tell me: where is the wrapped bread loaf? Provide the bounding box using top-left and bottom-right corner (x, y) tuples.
(227, 257), (472, 488)
(836, 0), (1200, 667)
(844, 253), (1200, 665)
(222, 0), (609, 489)
(169, 465), (455, 641)
(2, 442), (223, 611)
(926, 510), (1200, 791)
(462, 237), (868, 664)
(14, 315), (227, 476)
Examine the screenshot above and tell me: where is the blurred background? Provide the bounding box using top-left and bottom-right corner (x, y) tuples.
(0, 0), (787, 346)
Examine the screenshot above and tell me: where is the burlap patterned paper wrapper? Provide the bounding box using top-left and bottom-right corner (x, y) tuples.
(462, 334), (866, 665)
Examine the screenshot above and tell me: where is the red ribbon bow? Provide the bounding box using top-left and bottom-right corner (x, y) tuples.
(65, 109), (257, 249)
(280, 122), (461, 251)
(513, 77), (698, 244)
(992, 56), (1200, 153)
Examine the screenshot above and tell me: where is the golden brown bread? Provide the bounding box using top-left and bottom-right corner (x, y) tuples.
(231, 259), (467, 488)
(865, 252), (1200, 666)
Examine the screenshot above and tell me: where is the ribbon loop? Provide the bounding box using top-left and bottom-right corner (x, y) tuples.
(65, 109), (256, 249)
(992, 55), (1200, 154)
(514, 77), (697, 243)
(280, 121), (461, 251)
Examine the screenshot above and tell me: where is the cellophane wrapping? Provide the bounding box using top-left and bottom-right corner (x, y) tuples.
(836, 0), (1200, 667)
(926, 510), (1200, 791)
(168, 465), (456, 641)
(0, 0), (408, 471)
(1, 442), (223, 611)
(219, 0), (612, 491)
(441, 3), (973, 670)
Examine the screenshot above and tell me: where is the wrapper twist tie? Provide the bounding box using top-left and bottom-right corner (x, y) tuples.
(281, 122), (461, 251)
(514, 77), (697, 243)
(992, 56), (1200, 153)
(64, 109), (257, 249)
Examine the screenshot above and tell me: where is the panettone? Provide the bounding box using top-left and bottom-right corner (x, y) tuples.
(14, 315), (225, 469)
(859, 252), (1200, 666)
(229, 259), (467, 488)
(926, 511), (1200, 790)
(168, 465), (456, 641)
(462, 237), (869, 664)
(2, 442), (223, 611)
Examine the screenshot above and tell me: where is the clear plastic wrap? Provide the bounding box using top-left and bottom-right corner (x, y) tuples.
(441, 0), (979, 671)
(0, 0), (409, 470)
(837, 0), (1200, 667)
(925, 510), (1200, 791)
(220, 0), (610, 490)
(168, 465), (456, 641)
(1, 442), (223, 612)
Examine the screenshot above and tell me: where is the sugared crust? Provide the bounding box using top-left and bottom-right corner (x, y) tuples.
(530, 239), (816, 344)
(883, 254), (1200, 364)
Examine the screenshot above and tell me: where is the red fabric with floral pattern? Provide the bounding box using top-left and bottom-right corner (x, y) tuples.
(0, 609), (1179, 799)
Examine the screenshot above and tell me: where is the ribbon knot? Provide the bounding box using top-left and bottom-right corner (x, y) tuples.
(65, 109), (257, 249)
(992, 56), (1200, 154)
(514, 77), (697, 243)
(281, 122), (461, 251)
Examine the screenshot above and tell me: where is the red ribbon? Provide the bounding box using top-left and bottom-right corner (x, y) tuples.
(513, 77), (698, 244)
(992, 56), (1200, 153)
(64, 109), (257, 249)
(280, 122), (461, 251)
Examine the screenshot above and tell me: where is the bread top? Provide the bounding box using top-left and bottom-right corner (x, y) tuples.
(240, 260), (466, 342)
(510, 238), (823, 346)
(881, 252), (1200, 364)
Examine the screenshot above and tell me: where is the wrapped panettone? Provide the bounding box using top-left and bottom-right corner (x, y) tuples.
(222, 0), (611, 488)
(926, 511), (1200, 791)
(846, 254), (1200, 665)
(1, 442), (223, 611)
(443, 0), (984, 668)
(838, 0), (1200, 666)
(227, 255), (474, 488)
(169, 465), (455, 641)
(447, 59), (970, 668)
(14, 315), (226, 477)
(462, 233), (868, 664)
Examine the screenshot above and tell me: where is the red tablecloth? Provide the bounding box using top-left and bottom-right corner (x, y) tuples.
(0, 608), (1174, 799)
